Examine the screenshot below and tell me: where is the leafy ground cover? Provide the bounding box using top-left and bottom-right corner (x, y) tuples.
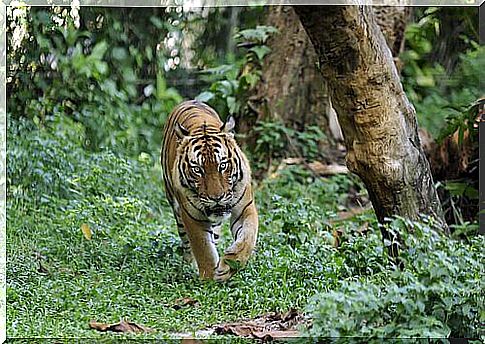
(7, 116), (484, 340)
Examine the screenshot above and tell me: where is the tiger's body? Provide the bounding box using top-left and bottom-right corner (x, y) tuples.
(161, 100), (258, 281)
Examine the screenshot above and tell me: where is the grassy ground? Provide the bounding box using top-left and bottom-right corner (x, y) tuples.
(7, 117), (484, 339)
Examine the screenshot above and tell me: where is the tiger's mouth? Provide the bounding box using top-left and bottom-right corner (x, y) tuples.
(205, 205), (231, 217)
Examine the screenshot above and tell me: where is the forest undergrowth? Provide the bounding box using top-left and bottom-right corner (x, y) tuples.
(7, 115), (484, 340)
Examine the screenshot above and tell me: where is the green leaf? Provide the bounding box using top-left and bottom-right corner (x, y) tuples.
(444, 181), (467, 197)
(225, 259), (244, 271)
(226, 96), (238, 114)
(145, 46), (153, 62)
(90, 41), (109, 60)
(122, 67), (137, 83)
(242, 73), (260, 88)
(112, 47), (127, 61)
(416, 74), (435, 87)
(94, 61), (108, 76)
(249, 46), (271, 61)
(150, 16), (164, 29)
(236, 25), (278, 44)
(196, 91), (215, 103)
(215, 80), (236, 96)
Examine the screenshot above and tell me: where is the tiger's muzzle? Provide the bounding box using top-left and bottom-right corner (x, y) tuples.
(205, 205), (231, 218)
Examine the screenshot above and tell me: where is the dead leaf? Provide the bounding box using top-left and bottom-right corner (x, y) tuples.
(282, 308), (299, 321)
(307, 162), (348, 176)
(89, 320), (154, 333)
(33, 251), (49, 274)
(326, 206), (370, 227)
(37, 262), (49, 274)
(357, 222), (370, 235)
(420, 126), (477, 182)
(270, 159), (348, 180)
(214, 324), (253, 337)
(181, 339), (207, 344)
(211, 309), (308, 340)
(172, 297), (199, 310)
(252, 329), (300, 340)
(81, 223), (92, 240)
(332, 229), (342, 248)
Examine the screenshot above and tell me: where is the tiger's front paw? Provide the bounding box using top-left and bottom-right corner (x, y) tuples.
(214, 259), (235, 282)
(214, 257), (245, 282)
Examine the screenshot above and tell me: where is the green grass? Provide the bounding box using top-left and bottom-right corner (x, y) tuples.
(7, 117), (484, 340)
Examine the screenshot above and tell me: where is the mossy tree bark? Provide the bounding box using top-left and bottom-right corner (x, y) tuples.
(294, 6), (447, 230)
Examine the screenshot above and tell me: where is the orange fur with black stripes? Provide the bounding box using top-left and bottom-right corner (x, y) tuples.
(161, 100), (258, 281)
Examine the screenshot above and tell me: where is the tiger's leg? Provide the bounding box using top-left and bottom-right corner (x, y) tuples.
(171, 200), (195, 264)
(215, 198), (258, 282)
(176, 218), (195, 264)
(181, 211), (219, 280)
(211, 222), (222, 246)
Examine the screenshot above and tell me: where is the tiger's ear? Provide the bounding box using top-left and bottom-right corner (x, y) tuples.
(220, 116), (235, 133)
(175, 122), (189, 139)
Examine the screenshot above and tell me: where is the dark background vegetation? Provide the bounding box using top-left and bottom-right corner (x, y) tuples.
(6, 5), (483, 339)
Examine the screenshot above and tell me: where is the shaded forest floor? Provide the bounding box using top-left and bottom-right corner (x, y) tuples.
(7, 117), (484, 339)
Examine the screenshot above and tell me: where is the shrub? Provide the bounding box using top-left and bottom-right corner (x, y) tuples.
(308, 217), (484, 339)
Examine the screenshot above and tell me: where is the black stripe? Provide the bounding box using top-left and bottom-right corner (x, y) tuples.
(227, 144), (233, 161)
(178, 163), (189, 189)
(223, 137), (241, 182)
(216, 269), (231, 276)
(236, 152), (244, 182)
(234, 225), (243, 240)
(231, 186), (248, 208)
(187, 197), (205, 214)
(181, 204), (210, 224)
(230, 199), (253, 233)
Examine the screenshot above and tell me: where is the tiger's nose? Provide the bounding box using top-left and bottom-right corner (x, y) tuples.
(209, 194), (224, 202)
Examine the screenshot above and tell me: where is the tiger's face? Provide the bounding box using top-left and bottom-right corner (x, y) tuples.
(175, 119), (242, 218)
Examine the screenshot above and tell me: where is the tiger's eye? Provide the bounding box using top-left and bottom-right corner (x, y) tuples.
(191, 166), (202, 174)
(220, 162), (228, 171)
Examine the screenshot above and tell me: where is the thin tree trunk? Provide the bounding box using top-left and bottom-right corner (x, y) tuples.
(294, 6), (447, 230)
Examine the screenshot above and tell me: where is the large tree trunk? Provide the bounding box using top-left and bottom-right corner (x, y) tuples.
(372, 6), (411, 58)
(237, 6), (338, 164)
(294, 6), (447, 230)
(238, 6), (410, 164)
(254, 7), (331, 135)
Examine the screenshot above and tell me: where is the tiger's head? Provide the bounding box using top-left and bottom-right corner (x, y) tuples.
(174, 116), (244, 218)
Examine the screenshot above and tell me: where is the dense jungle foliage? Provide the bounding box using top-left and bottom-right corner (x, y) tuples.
(6, 5), (484, 340)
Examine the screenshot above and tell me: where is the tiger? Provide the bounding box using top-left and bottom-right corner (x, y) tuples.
(160, 100), (258, 282)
